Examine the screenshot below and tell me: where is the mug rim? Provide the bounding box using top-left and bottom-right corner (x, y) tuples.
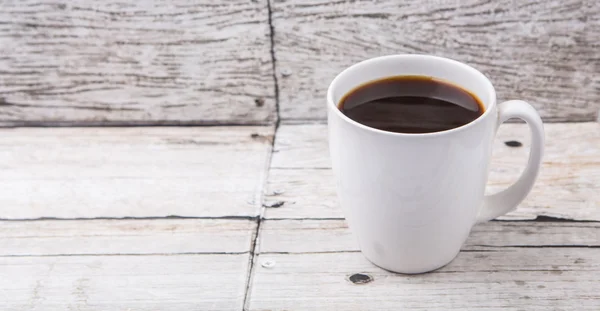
(327, 54), (497, 138)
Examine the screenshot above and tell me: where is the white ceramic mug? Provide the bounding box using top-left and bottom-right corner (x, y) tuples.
(327, 55), (544, 274)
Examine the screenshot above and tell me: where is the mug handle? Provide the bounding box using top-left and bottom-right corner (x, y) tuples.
(476, 100), (545, 223)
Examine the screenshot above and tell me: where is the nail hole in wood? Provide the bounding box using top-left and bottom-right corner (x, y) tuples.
(281, 68), (293, 77)
(263, 201), (285, 208)
(348, 273), (373, 285)
(254, 98), (265, 107)
(261, 260), (276, 269)
(269, 189), (285, 196)
(504, 140), (523, 147)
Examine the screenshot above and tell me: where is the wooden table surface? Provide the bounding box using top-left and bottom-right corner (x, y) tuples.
(0, 0), (599, 310)
(0, 123), (598, 310)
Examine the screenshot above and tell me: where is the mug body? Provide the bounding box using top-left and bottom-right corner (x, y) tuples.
(327, 55), (498, 273)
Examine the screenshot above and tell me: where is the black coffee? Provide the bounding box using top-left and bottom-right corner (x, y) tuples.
(338, 75), (485, 133)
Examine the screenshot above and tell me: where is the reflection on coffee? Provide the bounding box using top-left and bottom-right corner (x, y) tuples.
(338, 75), (485, 134)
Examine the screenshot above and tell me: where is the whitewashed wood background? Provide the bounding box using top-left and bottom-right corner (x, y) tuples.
(0, 1), (599, 310)
(0, 0), (276, 125)
(273, 0), (600, 122)
(0, 0), (598, 124)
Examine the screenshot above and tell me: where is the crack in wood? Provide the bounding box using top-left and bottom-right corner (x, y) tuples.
(473, 244), (600, 249)
(0, 121), (277, 128)
(243, 0), (281, 309)
(0, 252), (250, 258)
(0, 215), (260, 222)
(261, 250), (362, 255)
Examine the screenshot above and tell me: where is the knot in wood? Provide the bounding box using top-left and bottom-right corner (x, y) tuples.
(348, 273), (373, 285)
(254, 98), (265, 107)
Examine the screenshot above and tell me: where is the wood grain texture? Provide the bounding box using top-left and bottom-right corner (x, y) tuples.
(272, 0), (600, 121)
(249, 217), (600, 309)
(259, 219), (600, 253)
(0, 0), (275, 125)
(0, 219), (256, 256)
(253, 220), (600, 310)
(1, 254), (250, 311)
(0, 126), (273, 218)
(265, 123), (600, 220)
(248, 250), (600, 310)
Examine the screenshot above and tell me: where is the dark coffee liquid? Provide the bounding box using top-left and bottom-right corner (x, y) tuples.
(338, 76), (485, 133)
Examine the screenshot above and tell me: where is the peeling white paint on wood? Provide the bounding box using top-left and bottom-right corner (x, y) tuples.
(0, 126), (274, 218)
(251, 220), (600, 310)
(0, 219), (256, 256)
(0, 0), (276, 125)
(272, 0), (600, 122)
(248, 250), (600, 310)
(266, 123), (600, 220)
(1, 254), (250, 311)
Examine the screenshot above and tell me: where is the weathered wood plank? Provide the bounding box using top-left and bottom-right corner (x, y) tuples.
(0, 219), (256, 256)
(248, 250), (600, 310)
(249, 219), (600, 309)
(1, 254), (249, 311)
(259, 219), (600, 254)
(272, 0), (600, 121)
(0, 126), (273, 218)
(0, 217), (256, 309)
(265, 123), (600, 220)
(0, 0), (275, 125)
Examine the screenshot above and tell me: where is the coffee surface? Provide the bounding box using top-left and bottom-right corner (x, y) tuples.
(338, 76), (485, 133)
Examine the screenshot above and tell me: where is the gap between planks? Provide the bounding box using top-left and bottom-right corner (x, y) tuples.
(243, 0), (282, 308)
